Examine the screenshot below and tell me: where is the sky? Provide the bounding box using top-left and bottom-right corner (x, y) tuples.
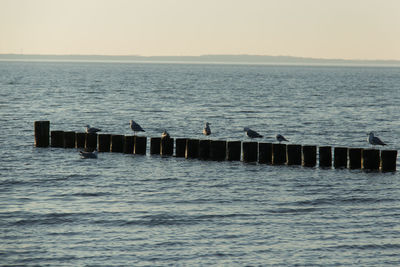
(0, 0), (399, 60)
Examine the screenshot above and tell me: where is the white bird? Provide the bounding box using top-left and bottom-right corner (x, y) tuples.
(203, 122), (211, 136)
(85, 125), (101, 134)
(79, 149), (98, 159)
(130, 120), (145, 135)
(244, 127), (263, 138)
(368, 132), (386, 146)
(276, 134), (289, 143)
(161, 130), (170, 139)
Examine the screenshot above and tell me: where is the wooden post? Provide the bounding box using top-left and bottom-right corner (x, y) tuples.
(85, 133), (97, 150)
(243, 142), (258, 162)
(175, 138), (187, 157)
(185, 139), (199, 159)
(111, 135), (124, 153)
(75, 133), (86, 148)
(161, 137), (174, 156)
(381, 150), (397, 172)
(210, 140), (226, 161)
(272, 144), (286, 165)
(150, 137), (161, 155)
(362, 149), (380, 170)
(63, 131), (76, 148)
(302, 145), (316, 167)
(199, 140), (211, 160)
(98, 134), (111, 152)
(123, 136), (134, 154)
(134, 136), (147, 155)
(258, 143), (272, 164)
(334, 147), (348, 168)
(34, 121), (49, 147)
(319, 146), (332, 168)
(287, 144), (302, 165)
(227, 141), (241, 161)
(348, 148), (362, 169)
(51, 131), (64, 148)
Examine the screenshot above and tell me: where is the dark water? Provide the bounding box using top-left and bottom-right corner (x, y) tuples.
(1, 61), (400, 266)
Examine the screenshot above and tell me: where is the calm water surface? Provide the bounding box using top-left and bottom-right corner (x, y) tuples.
(1, 61), (399, 266)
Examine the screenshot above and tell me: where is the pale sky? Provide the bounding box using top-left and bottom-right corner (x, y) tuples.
(1, 0), (399, 60)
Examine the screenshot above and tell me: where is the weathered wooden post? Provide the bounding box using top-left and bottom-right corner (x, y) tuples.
(334, 147), (348, 168)
(34, 121), (50, 147)
(98, 134), (111, 152)
(210, 140), (226, 161)
(85, 133), (97, 150)
(75, 133), (86, 148)
(362, 149), (380, 170)
(243, 142), (258, 162)
(199, 140), (211, 160)
(161, 137), (174, 156)
(150, 137), (161, 155)
(134, 136), (147, 155)
(381, 150), (397, 172)
(175, 138), (187, 157)
(110, 135), (124, 153)
(272, 144), (286, 165)
(348, 148), (362, 169)
(287, 144), (302, 165)
(63, 131), (76, 148)
(185, 139), (199, 159)
(227, 141), (241, 161)
(51, 131), (64, 148)
(302, 145), (316, 167)
(319, 146), (332, 168)
(258, 143), (272, 164)
(123, 136), (134, 154)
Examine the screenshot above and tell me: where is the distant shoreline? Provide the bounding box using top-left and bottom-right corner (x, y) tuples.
(1, 54), (399, 66)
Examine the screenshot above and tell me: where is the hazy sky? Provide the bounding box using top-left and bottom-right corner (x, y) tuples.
(1, 0), (399, 60)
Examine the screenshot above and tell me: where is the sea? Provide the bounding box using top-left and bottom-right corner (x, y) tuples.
(1, 60), (399, 266)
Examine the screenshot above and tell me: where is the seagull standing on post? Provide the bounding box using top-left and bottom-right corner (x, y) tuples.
(368, 132), (386, 146)
(244, 127), (263, 138)
(276, 134), (289, 143)
(203, 122), (211, 136)
(85, 125), (101, 134)
(130, 120), (145, 135)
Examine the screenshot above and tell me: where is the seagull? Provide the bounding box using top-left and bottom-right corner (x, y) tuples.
(244, 127), (263, 138)
(79, 149), (98, 159)
(203, 122), (211, 136)
(276, 134), (289, 143)
(130, 120), (145, 135)
(368, 132), (386, 146)
(161, 130), (170, 139)
(85, 125), (101, 134)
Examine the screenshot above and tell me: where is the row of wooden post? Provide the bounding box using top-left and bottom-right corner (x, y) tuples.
(35, 121), (397, 172)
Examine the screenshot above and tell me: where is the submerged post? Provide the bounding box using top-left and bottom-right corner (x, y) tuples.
(362, 149), (380, 170)
(34, 121), (50, 147)
(186, 139), (199, 159)
(134, 136), (147, 155)
(272, 144), (286, 165)
(319, 146), (332, 168)
(243, 142), (258, 162)
(348, 148), (362, 169)
(258, 143), (272, 164)
(75, 132), (86, 148)
(98, 134), (111, 152)
(111, 135), (124, 153)
(175, 138), (187, 157)
(85, 133), (98, 150)
(287, 144), (302, 165)
(381, 150), (397, 172)
(199, 140), (211, 160)
(161, 137), (174, 156)
(302, 145), (316, 167)
(51, 131), (64, 148)
(227, 141), (241, 161)
(63, 131), (76, 148)
(334, 147), (348, 168)
(210, 140), (226, 161)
